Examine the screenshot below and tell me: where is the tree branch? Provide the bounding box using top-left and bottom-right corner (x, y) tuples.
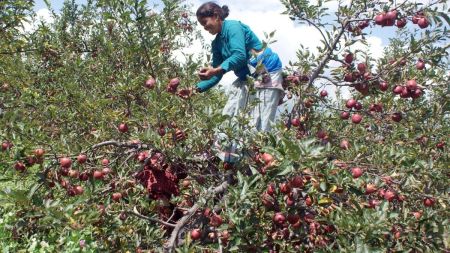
(165, 181), (229, 253)
(127, 207), (176, 228)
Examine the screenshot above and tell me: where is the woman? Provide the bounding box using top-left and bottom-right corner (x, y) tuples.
(195, 2), (284, 132)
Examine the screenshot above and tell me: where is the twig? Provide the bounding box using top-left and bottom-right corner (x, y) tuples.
(127, 207), (176, 228)
(165, 181), (229, 253)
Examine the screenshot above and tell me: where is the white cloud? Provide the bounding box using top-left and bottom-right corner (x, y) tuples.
(20, 8), (54, 33)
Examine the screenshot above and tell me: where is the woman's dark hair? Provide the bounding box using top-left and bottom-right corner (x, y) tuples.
(196, 2), (229, 20)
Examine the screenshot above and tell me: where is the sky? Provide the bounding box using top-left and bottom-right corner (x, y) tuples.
(31, 0), (441, 101)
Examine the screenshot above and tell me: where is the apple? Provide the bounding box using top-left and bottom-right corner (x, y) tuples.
(354, 102), (362, 111)
(351, 167), (363, 178)
(291, 118), (300, 127)
(290, 176), (303, 188)
(365, 184), (377, 194)
(436, 141), (445, 149)
(367, 199), (380, 208)
(102, 167), (112, 175)
(357, 63), (366, 73)
(344, 53), (354, 64)
(287, 214), (300, 224)
(418, 17), (429, 29)
(340, 139), (350, 150)
(406, 80), (417, 90)
(395, 18), (406, 28)
(181, 179), (191, 188)
(413, 211), (423, 219)
(60, 157), (72, 168)
(261, 153), (274, 165)
(393, 85), (403, 94)
(351, 114), (362, 124)
(144, 76), (156, 89)
(191, 229), (201, 240)
(344, 73), (355, 82)
(267, 183), (276, 195)
(340, 111), (350, 120)
(384, 190), (396, 202)
(386, 10), (397, 20)
(157, 126), (166, 136)
(118, 123), (128, 133)
(416, 60), (425, 70)
(374, 13), (385, 26)
(209, 214), (223, 227)
(320, 90), (328, 97)
(304, 98), (313, 108)
(391, 112), (402, 122)
(101, 158), (109, 166)
(68, 169), (79, 178)
(379, 81), (389, 91)
(93, 170), (104, 180)
(112, 192), (122, 202)
(316, 130), (327, 140)
(346, 99), (357, 109)
(79, 171), (90, 181)
(77, 154), (87, 164)
(1, 142), (10, 151)
(305, 196), (313, 206)
(74, 185), (84, 195)
(279, 182), (291, 194)
(273, 212), (286, 225)
(423, 197), (435, 207)
(412, 15), (420, 24)
(14, 162), (26, 172)
(34, 148), (45, 157)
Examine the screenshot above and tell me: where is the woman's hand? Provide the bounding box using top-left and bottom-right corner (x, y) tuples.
(198, 66), (222, 80)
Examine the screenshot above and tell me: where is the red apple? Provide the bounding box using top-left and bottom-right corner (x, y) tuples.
(291, 118), (300, 127)
(267, 183), (276, 195)
(351, 167), (363, 178)
(386, 10), (397, 20)
(344, 73), (355, 82)
(287, 213), (300, 224)
(346, 99), (357, 109)
(320, 90), (328, 97)
(423, 197), (435, 207)
(191, 229), (201, 240)
(112, 192), (122, 202)
(354, 102), (362, 111)
(210, 214), (223, 227)
(290, 176), (303, 188)
(101, 158), (109, 166)
(418, 17), (429, 29)
(416, 60), (425, 70)
(305, 196), (313, 206)
(60, 157), (72, 168)
(344, 53), (354, 64)
(144, 76), (156, 89)
(396, 18), (407, 28)
(279, 182), (291, 194)
(412, 15), (420, 24)
(375, 13), (385, 26)
(406, 80), (417, 90)
(391, 112), (402, 122)
(93, 170), (104, 180)
(393, 85), (403, 94)
(68, 169), (79, 178)
(74, 185), (84, 195)
(261, 153), (274, 165)
(357, 63), (366, 73)
(384, 190), (396, 202)
(14, 162), (26, 172)
(77, 154), (87, 164)
(379, 81), (389, 91)
(351, 114), (362, 124)
(34, 148), (45, 157)
(273, 212), (286, 225)
(118, 123), (128, 133)
(340, 111), (350, 120)
(365, 184), (377, 194)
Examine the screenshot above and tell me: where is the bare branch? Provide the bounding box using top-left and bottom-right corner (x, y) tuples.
(165, 181), (229, 253)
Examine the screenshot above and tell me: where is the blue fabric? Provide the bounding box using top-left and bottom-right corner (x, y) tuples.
(197, 20), (263, 92)
(249, 48), (282, 73)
